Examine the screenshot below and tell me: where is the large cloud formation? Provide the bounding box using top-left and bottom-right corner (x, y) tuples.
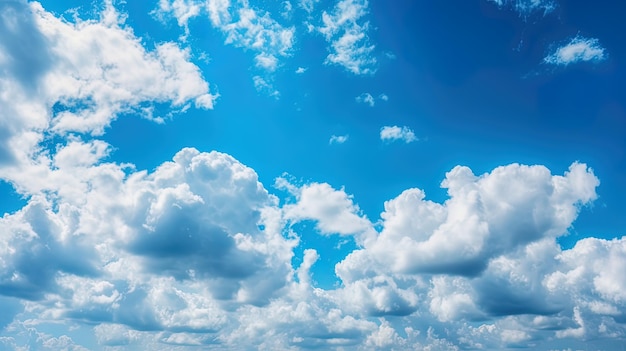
(1, 1), (625, 350)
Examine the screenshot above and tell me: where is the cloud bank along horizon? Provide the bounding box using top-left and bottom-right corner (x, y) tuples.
(1, 0), (625, 350)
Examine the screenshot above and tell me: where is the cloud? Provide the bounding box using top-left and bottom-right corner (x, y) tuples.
(278, 180), (375, 242)
(0, 139), (623, 349)
(488, 0), (557, 16)
(253, 75), (280, 98)
(0, 0), (215, 175)
(380, 125), (417, 143)
(156, 0), (294, 73)
(353, 162), (599, 276)
(356, 92), (388, 106)
(544, 36), (607, 66)
(1, 3), (626, 349)
(329, 134), (349, 144)
(295, 66), (307, 74)
(356, 92), (375, 107)
(299, 0), (320, 13)
(318, 0), (377, 74)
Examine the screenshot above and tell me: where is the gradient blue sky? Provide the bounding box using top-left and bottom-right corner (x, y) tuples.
(0, 0), (625, 350)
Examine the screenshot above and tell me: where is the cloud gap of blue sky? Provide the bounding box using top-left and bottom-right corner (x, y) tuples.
(0, 0), (625, 350)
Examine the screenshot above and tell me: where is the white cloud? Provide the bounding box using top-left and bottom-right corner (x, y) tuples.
(358, 162), (599, 276)
(156, 0), (294, 73)
(318, 0), (377, 74)
(279, 181), (375, 243)
(489, 0), (557, 16)
(253, 75), (280, 98)
(153, 0), (202, 29)
(295, 66), (307, 74)
(544, 36), (607, 66)
(356, 92), (375, 107)
(0, 136), (623, 349)
(299, 0), (320, 13)
(380, 125), (417, 143)
(329, 134), (349, 144)
(1, 4), (626, 348)
(0, 0), (215, 177)
(281, 1), (293, 19)
(356, 92), (387, 106)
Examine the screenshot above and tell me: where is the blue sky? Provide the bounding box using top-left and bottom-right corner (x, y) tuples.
(1, 0), (625, 349)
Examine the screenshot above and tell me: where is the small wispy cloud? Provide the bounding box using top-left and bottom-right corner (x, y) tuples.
(253, 76), (280, 98)
(356, 92), (388, 107)
(295, 67), (308, 74)
(356, 93), (375, 107)
(489, 0), (557, 16)
(318, 0), (377, 75)
(544, 36), (607, 66)
(380, 126), (417, 143)
(155, 0), (295, 73)
(329, 134), (349, 144)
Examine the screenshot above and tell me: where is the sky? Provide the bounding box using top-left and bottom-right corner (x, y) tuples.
(0, 0), (625, 350)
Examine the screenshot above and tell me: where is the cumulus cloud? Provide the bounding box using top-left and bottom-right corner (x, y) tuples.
(544, 36), (607, 66)
(318, 0), (377, 74)
(357, 162), (599, 276)
(0, 141), (623, 349)
(1, 3), (625, 349)
(380, 125), (417, 143)
(278, 180), (375, 243)
(0, 0), (215, 176)
(295, 66), (307, 74)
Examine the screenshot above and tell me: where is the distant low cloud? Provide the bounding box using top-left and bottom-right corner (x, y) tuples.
(544, 36), (607, 66)
(329, 134), (349, 144)
(380, 125), (417, 143)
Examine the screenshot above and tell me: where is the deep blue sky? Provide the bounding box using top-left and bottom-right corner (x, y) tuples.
(1, 0), (625, 350)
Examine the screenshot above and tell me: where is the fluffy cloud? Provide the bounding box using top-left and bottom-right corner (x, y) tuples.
(0, 0), (214, 180)
(0, 147), (298, 341)
(356, 162), (599, 276)
(380, 125), (417, 143)
(544, 36), (607, 66)
(278, 180), (375, 243)
(1, 144), (625, 349)
(318, 0), (377, 74)
(2, 3), (625, 349)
